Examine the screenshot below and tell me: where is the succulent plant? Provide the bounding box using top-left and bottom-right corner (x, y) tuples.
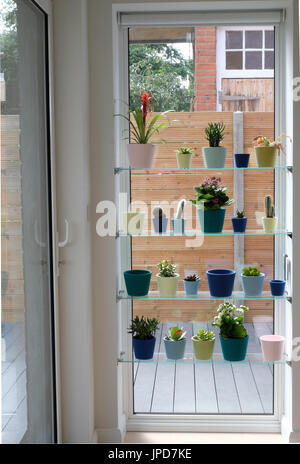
(128, 316), (159, 340)
(184, 273), (200, 282)
(236, 209), (245, 218)
(176, 147), (193, 155)
(242, 266), (261, 276)
(166, 326), (186, 341)
(205, 122), (225, 148)
(153, 206), (166, 219)
(194, 329), (215, 341)
(175, 199), (186, 219)
(158, 260), (177, 277)
(265, 195), (275, 218)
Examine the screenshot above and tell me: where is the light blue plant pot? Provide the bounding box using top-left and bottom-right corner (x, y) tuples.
(241, 273), (265, 296)
(202, 147), (227, 169)
(184, 279), (200, 296)
(164, 337), (186, 360)
(171, 218), (186, 235)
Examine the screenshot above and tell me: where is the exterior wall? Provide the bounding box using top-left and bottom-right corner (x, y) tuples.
(194, 27), (217, 111)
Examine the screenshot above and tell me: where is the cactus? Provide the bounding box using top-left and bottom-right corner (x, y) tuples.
(264, 195), (275, 218)
(175, 199), (186, 219)
(153, 206), (165, 219)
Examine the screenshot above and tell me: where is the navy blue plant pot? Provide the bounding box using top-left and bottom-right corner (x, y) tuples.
(231, 217), (247, 233)
(153, 217), (168, 234)
(133, 336), (156, 360)
(234, 153), (250, 168)
(207, 269), (236, 297)
(197, 208), (226, 233)
(124, 269), (152, 296)
(220, 335), (248, 362)
(270, 279), (286, 296)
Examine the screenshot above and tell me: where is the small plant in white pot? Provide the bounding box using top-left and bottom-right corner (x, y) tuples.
(263, 195), (278, 233)
(175, 147), (193, 169)
(156, 260), (179, 298)
(116, 91), (171, 169)
(164, 326), (187, 360)
(203, 122), (227, 168)
(192, 329), (215, 360)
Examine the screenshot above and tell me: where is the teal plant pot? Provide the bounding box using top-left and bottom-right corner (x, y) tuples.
(220, 335), (249, 362)
(202, 147), (227, 168)
(241, 273), (265, 297)
(164, 337), (186, 360)
(124, 269), (152, 296)
(197, 208), (226, 233)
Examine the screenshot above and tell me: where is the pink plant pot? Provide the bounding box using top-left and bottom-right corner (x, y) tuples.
(260, 335), (285, 362)
(127, 144), (156, 169)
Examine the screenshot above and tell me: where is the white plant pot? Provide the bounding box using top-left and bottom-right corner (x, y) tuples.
(156, 273), (180, 297)
(127, 144), (156, 169)
(262, 217), (278, 233)
(123, 212), (145, 235)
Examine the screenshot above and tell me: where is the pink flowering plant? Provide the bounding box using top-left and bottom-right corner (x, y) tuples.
(190, 176), (234, 210)
(253, 134), (292, 152)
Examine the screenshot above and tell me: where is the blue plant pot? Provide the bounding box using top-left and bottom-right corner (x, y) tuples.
(164, 337), (186, 360)
(197, 208), (226, 233)
(241, 273), (265, 296)
(124, 270), (152, 296)
(153, 217), (168, 234)
(220, 335), (248, 362)
(133, 336), (156, 360)
(231, 217), (247, 233)
(270, 279), (286, 296)
(207, 269), (236, 297)
(184, 279), (200, 296)
(234, 153), (250, 168)
(171, 218), (186, 235)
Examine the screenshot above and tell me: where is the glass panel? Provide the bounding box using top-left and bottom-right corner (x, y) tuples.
(226, 51), (243, 69)
(265, 50), (274, 69)
(245, 51), (262, 69)
(225, 30), (243, 49)
(1, 0), (54, 443)
(265, 30), (275, 49)
(245, 30), (262, 49)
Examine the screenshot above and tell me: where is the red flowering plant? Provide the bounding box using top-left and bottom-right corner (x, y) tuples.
(190, 176), (234, 210)
(116, 91), (171, 144)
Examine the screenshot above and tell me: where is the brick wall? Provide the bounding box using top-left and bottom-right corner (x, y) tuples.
(194, 26), (217, 111)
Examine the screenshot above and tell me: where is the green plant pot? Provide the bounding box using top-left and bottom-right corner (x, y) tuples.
(202, 147), (227, 169)
(176, 152), (193, 169)
(197, 208), (226, 233)
(192, 337), (215, 360)
(255, 146), (278, 167)
(220, 335), (248, 362)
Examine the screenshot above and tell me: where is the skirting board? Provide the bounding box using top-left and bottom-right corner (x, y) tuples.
(96, 414), (126, 443)
(281, 415), (300, 443)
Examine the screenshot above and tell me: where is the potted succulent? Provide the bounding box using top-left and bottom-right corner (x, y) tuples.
(231, 209), (247, 233)
(156, 260), (179, 298)
(190, 176), (234, 233)
(253, 134), (291, 168)
(212, 302), (249, 362)
(241, 266), (265, 297)
(234, 153), (250, 168)
(164, 326), (187, 360)
(192, 329), (215, 360)
(171, 199), (186, 235)
(207, 269), (236, 297)
(175, 147), (193, 169)
(123, 211), (145, 235)
(123, 269), (152, 297)
(128, 316), (159, 360)
(260, 334), (285, 362)
(116, 91), (170, 169)
(203, 122), (227, 168)
(183, 273), (200, 296)
(263, 195), (278, 233)
(152, 206), (168, 234)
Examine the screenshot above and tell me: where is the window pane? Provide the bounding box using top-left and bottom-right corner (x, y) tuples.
(265, 50), (274, 69)
(245, 51), (262, 69)
(226, 31), (243, 49)
(226, 51), (243, 69)
(245, 31), (262, 49)
(265, 30), (274, 49)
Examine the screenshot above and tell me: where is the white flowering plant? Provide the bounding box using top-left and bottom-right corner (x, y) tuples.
(212, 301), (249, 339)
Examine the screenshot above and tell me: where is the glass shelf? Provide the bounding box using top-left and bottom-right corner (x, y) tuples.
(117, 229), (292, 237)
(115, 166), (293, 173)
(117, 290), (291, 301)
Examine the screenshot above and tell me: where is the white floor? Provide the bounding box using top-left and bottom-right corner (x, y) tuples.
(125, 432), (284, 444)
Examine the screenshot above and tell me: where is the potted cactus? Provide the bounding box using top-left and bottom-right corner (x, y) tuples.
(152, 206), (168, 234)
(128, 316), (159, 360)
(203, 122), (227, 168)
(212, 302), (249, 362)
(156, 260), (179, 297)
(263, 195), (278, 233)
(164, 326), (187, 360)
(231, 209), (247, 233)
(253, 134), (291, 168)
(241, 266), (265, 297)
(192, 329), (215, 360)
(183, 273), (200, 296)
(175, 147), (193, 169)
(190, 176), (234, 233)
(171, 199), (186, 235)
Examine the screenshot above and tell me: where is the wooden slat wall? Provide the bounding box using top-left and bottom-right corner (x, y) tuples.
(131, 112), (274, 322)
(222, 79), (274, 112)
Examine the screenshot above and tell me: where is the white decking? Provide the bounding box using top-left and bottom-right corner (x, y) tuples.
(134, 322), (274, 415)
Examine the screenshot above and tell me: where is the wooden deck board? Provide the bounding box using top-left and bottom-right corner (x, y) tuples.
(231, 362), (264, 414)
